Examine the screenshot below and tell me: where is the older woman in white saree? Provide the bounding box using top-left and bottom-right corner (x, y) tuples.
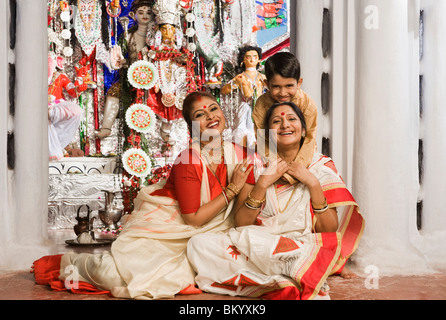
(187, 102), (365, 300)
(32, 91), (255, 299)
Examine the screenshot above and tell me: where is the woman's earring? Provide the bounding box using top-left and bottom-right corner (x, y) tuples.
(302, 132), (306, 138)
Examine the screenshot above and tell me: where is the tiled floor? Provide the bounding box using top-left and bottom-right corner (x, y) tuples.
(1, 229), (446, 301)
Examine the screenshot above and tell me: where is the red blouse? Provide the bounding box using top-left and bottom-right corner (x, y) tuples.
(151, 143), (256, 214)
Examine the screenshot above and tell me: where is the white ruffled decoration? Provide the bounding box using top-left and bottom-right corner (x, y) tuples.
(122, 148), (152, 178)
(125, 104), (157, 134)
(127, 60), (158, 90)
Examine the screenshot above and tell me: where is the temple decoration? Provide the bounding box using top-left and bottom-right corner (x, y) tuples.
(127, 60), (158, 89)
(122, 147), (152, 178)
(46, 0), (290, 227)
(125, 103), (157, 134)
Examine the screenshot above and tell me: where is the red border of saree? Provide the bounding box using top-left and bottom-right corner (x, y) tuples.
(319, 160), (365, 275)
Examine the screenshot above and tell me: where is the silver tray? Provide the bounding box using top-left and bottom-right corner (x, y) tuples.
(65, 239), (115, 247)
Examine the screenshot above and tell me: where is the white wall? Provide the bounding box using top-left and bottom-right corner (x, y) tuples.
(417, 0), (446, 270)
(350, 0), (428, 274)
(0, 0), (52, 270)
(292, 0), (446, 275)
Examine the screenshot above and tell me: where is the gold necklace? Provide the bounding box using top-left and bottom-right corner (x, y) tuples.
(275, 183), (297, 214)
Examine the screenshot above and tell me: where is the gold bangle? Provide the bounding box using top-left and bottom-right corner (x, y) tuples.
(245, 198), (262, 209)
(226, 183), (241, 196)
(224, 188), (235, 202)
(311, 197), (328, 210)
(247, 192), (265, 206)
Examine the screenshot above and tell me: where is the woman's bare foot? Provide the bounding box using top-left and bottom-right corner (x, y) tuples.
(339, 267), (357, 279)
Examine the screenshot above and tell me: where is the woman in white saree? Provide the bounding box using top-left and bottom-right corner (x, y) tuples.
(187, 102), (365, 300)
(33, 91), (255, 299)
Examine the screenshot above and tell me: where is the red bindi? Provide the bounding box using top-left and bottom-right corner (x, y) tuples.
(281, 112), (285, 116)
(203, 105), (207, 109)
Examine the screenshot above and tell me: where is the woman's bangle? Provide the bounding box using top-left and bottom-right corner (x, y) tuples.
(224, 188), (235, 202)
(244, 201), (261, 210)
(226, 183), (241, 196)
(313, 205), (329, 214)
(311, 197), (328, 210)
(221, 189), (229, 205)
(246, 192), (265, 207)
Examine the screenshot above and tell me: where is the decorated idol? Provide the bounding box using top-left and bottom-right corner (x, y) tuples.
(221, 45), (266, 148)
(145, 0), (197, 144)
(96, 0), (156, 139)
(48, 52), (88, 160)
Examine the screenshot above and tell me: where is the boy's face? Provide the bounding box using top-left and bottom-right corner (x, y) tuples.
(267, 74), (303, 103)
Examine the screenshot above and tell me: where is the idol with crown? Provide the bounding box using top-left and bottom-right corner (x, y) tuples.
(144, 0), (197, 147)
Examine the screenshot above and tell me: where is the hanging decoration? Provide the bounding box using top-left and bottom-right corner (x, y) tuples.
(46, 0), (291, 223)
(122, 148), (152, 178)
(125, 103), (157, 134)
(179, 0), (194, 10)
(75, 0), (103, 56)
(127, 60), (158, 90)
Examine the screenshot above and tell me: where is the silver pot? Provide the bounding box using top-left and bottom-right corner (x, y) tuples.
(99, 190), (123, 229)
(98, 208), (122, 229)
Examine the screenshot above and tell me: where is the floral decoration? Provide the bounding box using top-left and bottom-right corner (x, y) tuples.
(125, 103), (157, 134)
(128, 60), (158, 90)
(122, 148), (152, 178)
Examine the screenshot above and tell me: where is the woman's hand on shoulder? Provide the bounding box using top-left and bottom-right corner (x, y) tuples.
(287, 162), (319, 188)
(257, 158), (288, 189)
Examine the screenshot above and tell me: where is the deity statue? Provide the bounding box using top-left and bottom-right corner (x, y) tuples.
(221, 45), (267, 148)
(96, 0), (156, 139)
(146, 0), (197, 145)
(48, 53), (88, 160)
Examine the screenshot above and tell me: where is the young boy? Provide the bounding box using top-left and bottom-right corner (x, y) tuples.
(252, 52), (318, 184)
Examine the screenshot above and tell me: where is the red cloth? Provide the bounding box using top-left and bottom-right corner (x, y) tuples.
(48, 74), (86, 100)
(32, 255), (200, 296)
(32, 255), (110, 295)
(260, 286), (301, 300)
(146, 90), (183, 121)
(152, 143), (255, 214)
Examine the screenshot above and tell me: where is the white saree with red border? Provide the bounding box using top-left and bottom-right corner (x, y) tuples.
(187, 153), (364, 300)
